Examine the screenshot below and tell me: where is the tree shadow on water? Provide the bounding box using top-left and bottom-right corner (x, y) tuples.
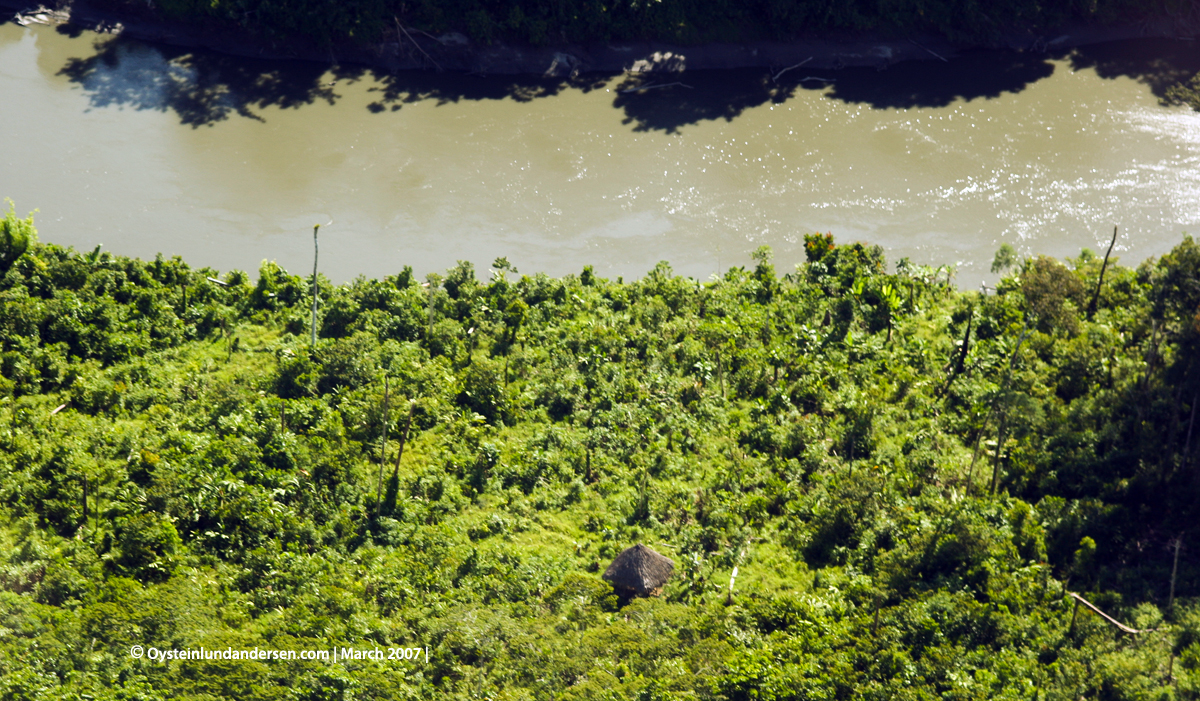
(361, 69), (613, 114)
(1063, 38), (1200, 103)
(58, 28), (1172, 133)
(612, 70), (785, 133)
(54, 28), (617, 126)
(820, 50), (1055, 109)
(609, 49), (1059, 132)
(55, 30), (348, 127)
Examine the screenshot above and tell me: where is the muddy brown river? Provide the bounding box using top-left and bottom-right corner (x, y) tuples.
(1, 21), (1198, 283)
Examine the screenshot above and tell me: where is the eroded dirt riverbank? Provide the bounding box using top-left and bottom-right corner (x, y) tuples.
(4, 0), (1196, 77)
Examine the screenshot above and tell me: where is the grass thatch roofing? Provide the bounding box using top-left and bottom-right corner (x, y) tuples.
(602, 544), (674, 596)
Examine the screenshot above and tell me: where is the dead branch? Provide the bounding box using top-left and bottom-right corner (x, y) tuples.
(1068, 592), (1159, 634)
(617, 82), (693, 94)
(395, 16), (442, 72)
(772, 57), (813, 83)
(1087, 225), (1118, 318)
(909, 39), (948, 62)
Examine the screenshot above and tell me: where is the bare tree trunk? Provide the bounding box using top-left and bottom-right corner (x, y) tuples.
(1168, 370), (1187, 452)
(1169, 536), (1182, 613)
(724, 546), (746, 606)
(968, 320), (1029, 493)
(991, 411), (1010, 495)
(1087, 226), (1118, 319)
(1141, 321), (1161, 394)
(717, 351), (725, 399)
(394, 400), (414, 472)
(310, 225), (320, 347)
(1185, 392), (1198, 464)
(375, 373), (390, 517)
(956, 308), (972, 373)
(427, 285), (435, 340)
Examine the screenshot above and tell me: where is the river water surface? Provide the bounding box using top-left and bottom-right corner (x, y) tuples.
(2, 21), (1199, 283)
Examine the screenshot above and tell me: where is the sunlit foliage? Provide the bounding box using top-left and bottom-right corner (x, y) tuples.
(1, 211), (1199, 699)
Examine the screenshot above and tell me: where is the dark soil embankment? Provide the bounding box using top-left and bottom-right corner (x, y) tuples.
(3, 0), (1197, 76)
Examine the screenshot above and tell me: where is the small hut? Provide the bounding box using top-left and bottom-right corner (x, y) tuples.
(602, 544), (674, 597)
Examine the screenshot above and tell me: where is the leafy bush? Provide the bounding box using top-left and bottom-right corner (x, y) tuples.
(0, 202), (36, 274)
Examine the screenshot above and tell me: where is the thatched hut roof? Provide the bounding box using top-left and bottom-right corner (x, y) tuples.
(602, 544), (674, 597)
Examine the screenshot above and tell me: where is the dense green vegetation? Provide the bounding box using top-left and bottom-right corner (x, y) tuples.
(1166, 73), (1200, 111)
(130, 0), (1175, 47)
(2, 206), (1200, 700)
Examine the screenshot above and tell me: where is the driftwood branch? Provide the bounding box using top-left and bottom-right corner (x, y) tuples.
(12, 7), (58, 26)
(617, 82), (693, 94)
(407, 26), (441, 41)
(772, 57), (813, 83)
(909, 39), (948, 62)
